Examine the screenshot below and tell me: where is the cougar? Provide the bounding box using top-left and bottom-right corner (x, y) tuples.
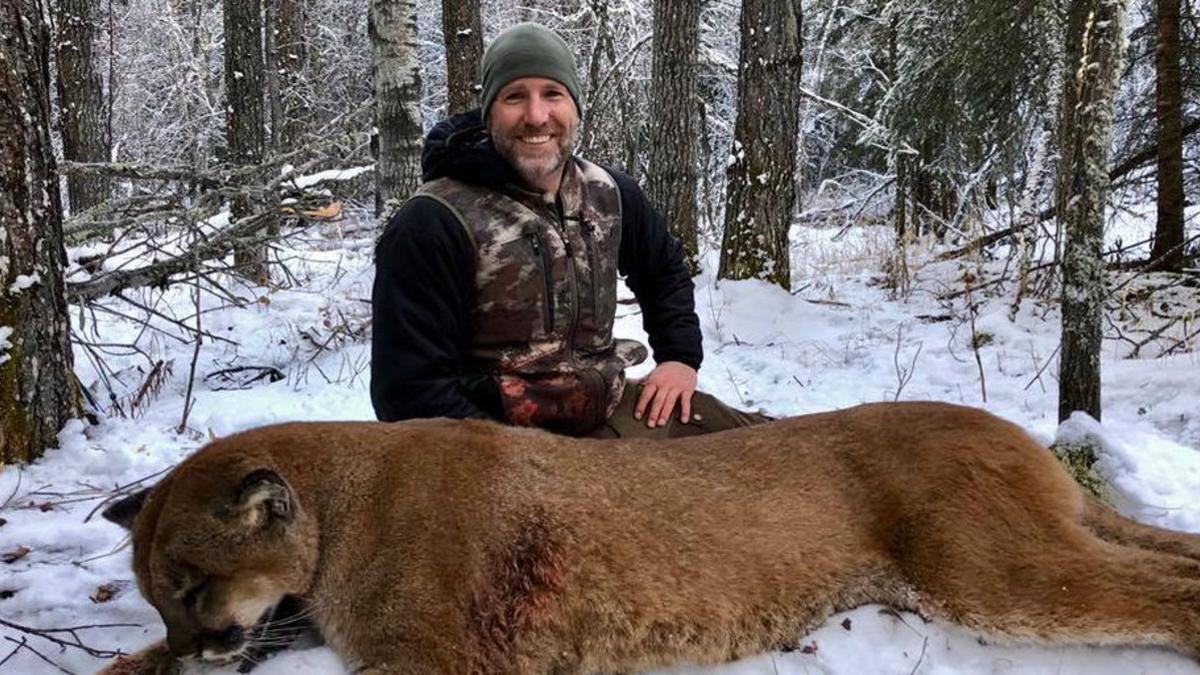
(99, 402), (1200, 674)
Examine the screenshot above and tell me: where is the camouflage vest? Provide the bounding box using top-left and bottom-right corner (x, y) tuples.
(412, 157), (648, 435)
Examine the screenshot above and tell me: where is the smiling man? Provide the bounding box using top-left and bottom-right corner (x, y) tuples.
(371, 22), (766, 437)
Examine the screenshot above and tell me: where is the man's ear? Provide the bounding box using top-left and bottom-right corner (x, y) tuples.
(225, 469), (293, 528)
(102, 488), (151, 530)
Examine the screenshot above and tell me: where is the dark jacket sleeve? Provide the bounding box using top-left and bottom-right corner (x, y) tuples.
(608, 169), (703, 371)
(370, 197), (503, 422)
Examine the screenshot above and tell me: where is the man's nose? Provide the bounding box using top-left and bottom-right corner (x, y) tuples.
(522, 95), (551, 127)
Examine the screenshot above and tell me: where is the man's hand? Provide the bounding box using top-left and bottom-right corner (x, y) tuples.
(634, 361), (698, 428)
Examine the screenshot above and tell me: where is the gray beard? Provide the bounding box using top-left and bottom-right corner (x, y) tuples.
(493, 125), (579, 189)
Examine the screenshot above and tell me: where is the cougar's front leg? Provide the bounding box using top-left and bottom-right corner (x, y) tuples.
(95, 640), (181, 675)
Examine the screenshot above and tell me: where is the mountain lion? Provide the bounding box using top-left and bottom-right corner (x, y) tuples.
(99, 402), (1200, 674)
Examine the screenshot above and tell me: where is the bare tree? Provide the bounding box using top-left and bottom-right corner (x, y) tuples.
(718, 0), (803, 289)
(1, 0), (81, 465)
(1150, 0), (1185, 271)
(54, 0), (112, 212)
(224, 0), (270, 281)
(442, 0), (483, 115)
(266, 0), (310, 150)
(370, 0), (423, 216)
(1057, 0), (1130, 423)
(646, 0), (701, 274)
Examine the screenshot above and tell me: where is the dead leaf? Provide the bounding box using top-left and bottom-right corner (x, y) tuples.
(3, 545), (31, 564)
(91, 580), (129, 603)
(799, 641), (818, 654)
(39, 502), (54, 512)
(841, 618), (852, 631)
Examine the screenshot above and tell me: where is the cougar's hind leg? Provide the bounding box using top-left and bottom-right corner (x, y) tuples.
(1082, 493), (1200, 564)
(917, 528), (1200, 658)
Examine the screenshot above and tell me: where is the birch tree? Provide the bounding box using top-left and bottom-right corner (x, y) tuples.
(1, 0), (81, 465)
(370, 0), (423, 215)
(224, 0), (270, 281)
(442, 0), (483, 115)
(1150, 0), (1184, 270)
(1057, 0), (1130, 422)
(646, 0), (701, 274)
(54, 0), (111, 212)
(718, 0), (803, 289)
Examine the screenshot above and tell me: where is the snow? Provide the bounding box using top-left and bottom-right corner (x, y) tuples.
(8, 271), (41, 293)
(287, 165), (373, 189)
(0, 325), (12, 365)
(1, 203), (1199, 675)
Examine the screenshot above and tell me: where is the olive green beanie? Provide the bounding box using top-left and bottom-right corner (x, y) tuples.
(480, 23), (583, 120)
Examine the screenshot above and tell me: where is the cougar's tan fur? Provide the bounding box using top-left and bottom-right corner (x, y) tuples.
(111, 402), (1200, 674)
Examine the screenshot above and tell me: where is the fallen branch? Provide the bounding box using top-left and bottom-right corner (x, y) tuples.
(937, 117), (1200, 261)
(65, 211), (275, 303)
(59, 160), (227, 188)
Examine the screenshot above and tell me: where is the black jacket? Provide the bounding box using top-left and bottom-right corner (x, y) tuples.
(370, 110), (702, 423)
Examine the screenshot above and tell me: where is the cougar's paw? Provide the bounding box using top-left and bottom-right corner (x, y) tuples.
(96, 640), (181, 675)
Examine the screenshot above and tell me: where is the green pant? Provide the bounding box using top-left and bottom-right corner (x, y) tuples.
(589, 380), (772, 439)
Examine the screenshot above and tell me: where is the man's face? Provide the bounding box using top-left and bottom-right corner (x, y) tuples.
(487, 77), (580, 191)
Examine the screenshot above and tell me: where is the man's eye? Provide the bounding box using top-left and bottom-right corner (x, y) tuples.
(182, 578), (210, 608)
(503, 93), (526, 103)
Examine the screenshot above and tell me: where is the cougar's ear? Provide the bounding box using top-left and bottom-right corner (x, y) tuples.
(102, 488), (152, 531)
(222, 469), (294, 528)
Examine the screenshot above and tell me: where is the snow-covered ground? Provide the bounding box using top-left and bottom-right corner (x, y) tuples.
(1, 205), (1198, 675)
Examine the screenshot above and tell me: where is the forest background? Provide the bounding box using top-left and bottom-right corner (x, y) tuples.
(0, 0), (1198, 672)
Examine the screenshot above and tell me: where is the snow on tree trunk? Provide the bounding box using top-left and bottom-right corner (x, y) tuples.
(266, 0), (309, 151)
(224, 0), (270, 281)
(54, 0), (112, 213)
(718, 0), (803, 290)
(441, 0), (483, 115)
(1056, 0), (1129, 423)
(0, 0), (82, 465)
(370, 0), (423, 217)
(646, 0), (701, 275)
(1150, 0), (1184, 271)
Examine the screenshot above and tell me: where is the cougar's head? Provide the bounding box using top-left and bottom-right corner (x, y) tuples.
(104, 457), (319, 663)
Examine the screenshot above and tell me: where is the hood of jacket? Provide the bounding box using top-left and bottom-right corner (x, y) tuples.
(420, 109), (524, 190)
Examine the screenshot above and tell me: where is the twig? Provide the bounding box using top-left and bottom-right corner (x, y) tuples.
(963, 272), (988, 402)
(0, 617), (139, 659)
(1024, 343), (1061, 391)
(907, 635), (930, 675)
(177, 281), (203, 434)
(892, 325), (923, 401)
(2, 637), (74, 675)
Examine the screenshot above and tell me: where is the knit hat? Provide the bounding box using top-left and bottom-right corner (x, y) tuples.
(480, 23), (583, 120)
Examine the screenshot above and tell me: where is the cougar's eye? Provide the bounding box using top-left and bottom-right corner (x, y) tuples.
(182, 577), (210, 608)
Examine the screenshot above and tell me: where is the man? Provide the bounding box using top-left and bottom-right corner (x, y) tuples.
(371, 22), (765, 438)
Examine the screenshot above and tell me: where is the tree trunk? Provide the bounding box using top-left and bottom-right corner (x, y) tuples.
(224, 0), (270, 281)
(54, 0), (111, 213)
(717, 0), (803, 289)
(1057, 0), (1129, 423)
(1150, 0), (1184, 270)
(646, 0), (701, 275)
(441, 0), (483, 115)
(1, 0), (81, 465)
(370, 0), (423, 217)
(267, 0), (309, 150)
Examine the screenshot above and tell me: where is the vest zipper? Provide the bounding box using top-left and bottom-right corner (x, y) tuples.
(528, 232), (554, 334)
(553, 203), (581, 369)
(579, 217), (600, 320)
